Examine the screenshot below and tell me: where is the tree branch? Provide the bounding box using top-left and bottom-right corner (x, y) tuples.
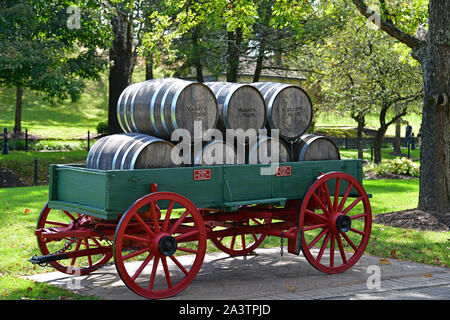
(351, 0), (425, 50)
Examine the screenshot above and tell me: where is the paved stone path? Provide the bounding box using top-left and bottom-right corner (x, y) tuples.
(25, 248), (450, 300)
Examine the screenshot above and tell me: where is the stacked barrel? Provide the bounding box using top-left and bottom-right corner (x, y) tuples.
(86, 78), (340, 170)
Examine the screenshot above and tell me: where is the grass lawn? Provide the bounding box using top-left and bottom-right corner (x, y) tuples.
(0, 66), (160, 140)
(340, 147), (420, 163)
(315, 112), (422, 138)
(0, 176), (447, 300)
(0, 151), (88, 185)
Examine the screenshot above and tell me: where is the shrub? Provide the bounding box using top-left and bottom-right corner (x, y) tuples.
(365, 158), (420, 177)
(387, 157), (420, 177)
(33, 140), (87, 151)
(96, 121), (108, 135)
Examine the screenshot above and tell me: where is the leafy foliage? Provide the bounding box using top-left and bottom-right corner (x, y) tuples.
(366, 157), (420, 177)
(0, 0), (108, 101)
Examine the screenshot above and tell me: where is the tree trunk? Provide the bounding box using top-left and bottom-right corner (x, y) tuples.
(373, 126), (388, 164)
(13, 85), (23, 136)
(351, 112), (366, 159)
(357, 118), (364, 159)
(145, 54), (153, 80)
(253, 39), (266, 82)
(108, 11), (135, 134)
(393, 117), (402, 155)
(192, 29), (204, 83)
(351, 0), (450, 222)
(417, 0), (450, 218)
(226, 28), (242, 82)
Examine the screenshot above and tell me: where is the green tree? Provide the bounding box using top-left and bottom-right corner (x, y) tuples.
(0, 0), (107, 136)
(352, 0), (450, 221)
(304, 17), (422, 162)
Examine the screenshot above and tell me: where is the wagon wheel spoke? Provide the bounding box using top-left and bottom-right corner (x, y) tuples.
(337, 182), (353, 212)
(161, 257), (172, 288)
(307, 228), (328, 250)
(343, 197), (362, 215)
(340, 231), (358, 251)
(333, 178), (341, 211)
(304, 209), (328, 223)
(320, 182), (333, 213)
(123, 247), (151, 261)
(62, 210), (77, 221)
(131, 253), (154, 281)
(133, 213), (155, 237)
(70, 239), (82, 267)
(177, 246), (198, 254)
(241, 234), (246, 250)
(43, 220), (70, 228)
(168, 210), (189, 235)
(329, 234), (335, 268)
(162, 200), (175, 232)
(122, 233), (152, 244)
(83, 239), (93, 268)
(150, 201), (160, 233)
(148, 256), (160, 291)
(336, 233), (347, 264)
(316, 231), (331, 262)
(312, 192), (329, 216)
(175, 230), (200, 243)
(169, 255), (189, 276)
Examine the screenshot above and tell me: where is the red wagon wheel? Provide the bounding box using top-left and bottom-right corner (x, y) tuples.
(36, 202), (113, 275)
(299, 172), (372, 274)
(114, 192), (207, 299)
(210, 217), (270, 256)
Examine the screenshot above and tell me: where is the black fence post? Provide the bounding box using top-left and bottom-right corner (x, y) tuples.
(2, 128), (9, 155)
(407, 141), (411, 159)
(25, 128), (28, 152)
(345, 135), (348, 149)
(87, 130), (90, 151)
(34, 158), (38, 186)
(370, 144), (373, 162)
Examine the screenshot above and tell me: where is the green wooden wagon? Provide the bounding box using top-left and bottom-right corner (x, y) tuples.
(30, 159), (372, 299)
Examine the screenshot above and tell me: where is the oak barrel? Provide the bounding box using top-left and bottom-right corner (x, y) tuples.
(295, 134), (341, 161)
(204, 82), (266, 132)
(193, 140), (241, 165)
(86, 133), (176, 170)
(251, 82), (313, 140)
(247, 136), (291, 164)
(117, 78), (219, 141)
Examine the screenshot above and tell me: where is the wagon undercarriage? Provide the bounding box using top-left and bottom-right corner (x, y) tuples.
(30, 162), (371, 299)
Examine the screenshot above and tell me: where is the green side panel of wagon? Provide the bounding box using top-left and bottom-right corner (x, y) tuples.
(47, 159), (363, 220)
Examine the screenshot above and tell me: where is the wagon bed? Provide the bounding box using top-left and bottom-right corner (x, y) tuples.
(48, 159), (363, 219)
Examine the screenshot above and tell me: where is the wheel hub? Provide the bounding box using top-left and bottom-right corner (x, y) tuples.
(158, 235), (178, 256)
(335, 215), (351, 233)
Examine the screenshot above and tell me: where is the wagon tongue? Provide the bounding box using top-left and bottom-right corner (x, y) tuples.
(29, 253), (69, 266)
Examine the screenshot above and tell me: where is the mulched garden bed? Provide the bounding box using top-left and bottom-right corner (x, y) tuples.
(365, 172), (418, 180)
(0, 164), (27, 188)
(373, 208), (449, 232)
